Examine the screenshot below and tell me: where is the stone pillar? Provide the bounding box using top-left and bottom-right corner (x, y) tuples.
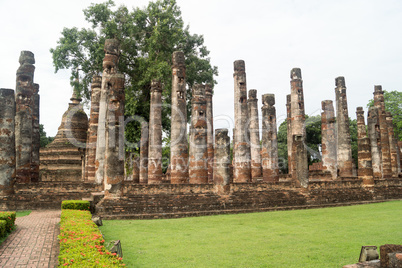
(261, 94), (279, 182)
(233, 60), (251, 183)
(104, 72), (125, 196)
(290, 68), (308, 187)
(385, 112), (399, 177)
(85, 76), (101, 182)
(31, 83), (40, 182)
(189, 84), (208, 184)
(213, 128), (231, 194)
(170, 51), (189, 184)
(248, 89), (262, 179)
(95, 39), (120, 185)
(321, 100), (337, 179)
(139, 121), (149, 184)
(398, 141), (402, 173)
(356, 107), (374, 186)
(373, 85), (392, 178)
(367, 106), (382, 178)
(0, 89), (16, 195)
(15, 51), (35, 183)
(148, 80), (163, 184)
(205, 84), (214, 183)
(335, 77), (354, 178)
(286, 94), (292, 175)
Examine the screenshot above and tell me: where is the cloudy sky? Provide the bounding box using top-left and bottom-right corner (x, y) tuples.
(1, 0), (401, 137)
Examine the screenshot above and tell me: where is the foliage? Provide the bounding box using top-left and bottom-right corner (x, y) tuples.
(0, 211), (16, 234)
(367, 90), (402, 140)
(40, 124), (54, 148)
(0, 220), (6, 238)
(61, 200), (90, 211)
(100, 201), (402, 267)
(50, 0), (218, 152)
(349, 119), (358, 168)
(277, 119), (288, 173)
(58, 209), (125, 267)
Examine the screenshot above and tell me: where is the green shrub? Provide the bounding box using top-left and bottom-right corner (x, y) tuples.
(58, 209), (125, 267)
(61, 200), (90, 211)
(0, 220), (6, 238)
(0, 212), (16, 233)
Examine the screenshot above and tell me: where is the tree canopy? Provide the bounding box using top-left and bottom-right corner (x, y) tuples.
(367, 90), (402, 141)
(50, 0), (218, 152)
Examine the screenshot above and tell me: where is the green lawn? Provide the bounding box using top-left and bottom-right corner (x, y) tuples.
(100, 201), (402, 267)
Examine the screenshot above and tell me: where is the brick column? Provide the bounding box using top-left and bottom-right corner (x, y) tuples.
(170, 51), (189, 184)
(31, 83), (40, 182)
(15, 51), (36, 183)
(290, 68), (308, 187)
(85, 76), (101, 182)
(233, 60), (251, 183)
(261, 94), (279, 182)
(248, 89), (262, 179)
(139, 121), (149, 184)
(335, 77), (354, 178)
(321, 100), (337, 179)
(205, 84), (214, 183)
(189, 84), (208, 184)
(398, 141), (402, 174)
(95, 39), (120, 185)
(373, 85), (392, 178)
(356, 107), (374, 186)
(385, 112), (399, 177)
(148, 80), (163, 184)
(286, 94), (292, 175)
(0, 88), (16, 195)
(367, 106), (382, 178)
(213, 129), (231, 194)
(104, 73), (125, 196)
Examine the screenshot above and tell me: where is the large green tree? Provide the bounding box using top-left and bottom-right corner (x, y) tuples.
(367, 90), (402, 140)
(50, 0), (218, 152)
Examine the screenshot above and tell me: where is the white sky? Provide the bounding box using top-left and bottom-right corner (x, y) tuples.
(1, 0), (401, 137)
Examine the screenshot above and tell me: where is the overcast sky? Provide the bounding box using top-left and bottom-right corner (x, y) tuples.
(1, 0), (402, 137)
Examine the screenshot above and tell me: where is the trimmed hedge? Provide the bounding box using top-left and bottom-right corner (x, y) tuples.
(58, 209), (125, 267)
(0, 220), (6, 238)
(0, 211), (16, 234)
(61, 200), (90, 211)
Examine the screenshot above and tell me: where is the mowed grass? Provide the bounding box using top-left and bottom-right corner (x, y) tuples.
(100, 201), (402, 267)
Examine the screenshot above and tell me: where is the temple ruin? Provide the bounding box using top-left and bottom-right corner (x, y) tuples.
(0, 44), (401, 218)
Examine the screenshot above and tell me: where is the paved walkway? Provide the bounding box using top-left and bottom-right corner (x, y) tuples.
(0, 210), (61, 267)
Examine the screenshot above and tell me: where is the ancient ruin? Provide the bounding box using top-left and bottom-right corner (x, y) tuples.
(0, 47), (401, 220)
(335, 77), (354, 178)
(261, 94), (279, 182)
(189, 84), (208, 184)
(233, 60), (252, 183)
(170, 51), (189, 184)
(147, 80), (163, 184)
(248, 89), (262, 179)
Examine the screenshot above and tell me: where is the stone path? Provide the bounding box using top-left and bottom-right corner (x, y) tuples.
(0, 210), (61, 267)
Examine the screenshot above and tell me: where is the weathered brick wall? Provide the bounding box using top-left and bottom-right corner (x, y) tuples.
(0, 182), (101, 210)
